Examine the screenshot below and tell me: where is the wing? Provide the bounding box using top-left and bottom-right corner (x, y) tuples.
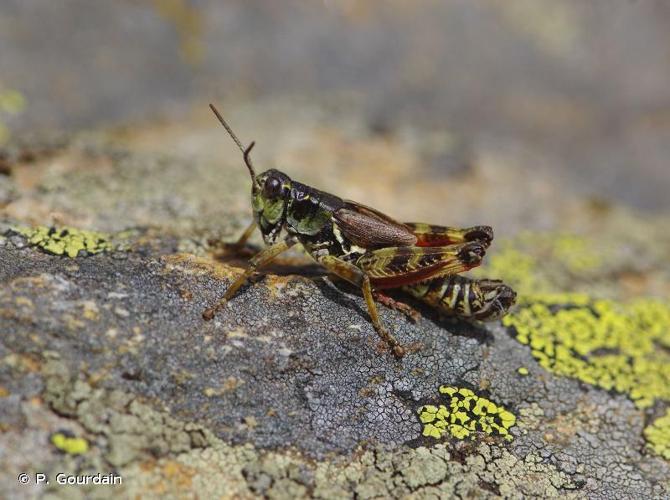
(333, 201), (417, 249)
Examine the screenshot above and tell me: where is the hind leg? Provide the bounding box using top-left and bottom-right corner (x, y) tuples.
(373, 291), (421, 323)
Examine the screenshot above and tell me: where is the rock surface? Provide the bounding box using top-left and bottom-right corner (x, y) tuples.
(1, 101), (669, 499)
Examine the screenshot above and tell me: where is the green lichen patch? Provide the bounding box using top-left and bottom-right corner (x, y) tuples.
(644, 409), (670, 461)
(475, 241), (545, 295)
(50, 430), (89, 455)
(0, 83), (26, 144)
(418, 386), (516, 442)
(550, 233), (603, 275)
(13, 225), (113, 257)
(472, 232), (605, 297)
(503, 294), (670, 409)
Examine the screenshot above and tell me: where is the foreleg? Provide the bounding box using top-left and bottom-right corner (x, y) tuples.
(203, 236), (297, 320)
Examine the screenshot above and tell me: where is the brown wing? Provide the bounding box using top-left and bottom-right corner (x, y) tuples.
(333, 201), (417, 249)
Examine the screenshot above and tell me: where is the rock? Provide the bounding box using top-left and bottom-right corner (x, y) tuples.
(0, 113), (669, 499)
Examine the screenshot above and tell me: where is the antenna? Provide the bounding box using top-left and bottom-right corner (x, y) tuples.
(209, 103), (256, 179)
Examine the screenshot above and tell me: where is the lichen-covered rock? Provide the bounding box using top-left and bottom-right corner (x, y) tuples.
(503, 295), (670, 409)
(1, 116), (669, 498)
(645, 409), (670, 461)
(418, 386), (516, 441)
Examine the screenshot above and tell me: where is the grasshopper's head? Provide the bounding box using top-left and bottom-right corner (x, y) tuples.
(208, 104), (293, 245)
(252, 168), (292, 244)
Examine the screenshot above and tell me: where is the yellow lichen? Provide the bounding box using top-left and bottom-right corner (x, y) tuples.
(644, 409), (670, 461)
(418, 386), (517, 442)
(50, 431), (89, 455)
(473, 232), (604, 297)
(474, 241), (545, 295)
(0, 83), (26, 144)
(0, 86), (25, 115)
(550, 234), (602, 274)
(14, 226), (112, 258)
(476, 230), (668, 458)
(152, 0), (203, 65)
(503, 295), (670, 409)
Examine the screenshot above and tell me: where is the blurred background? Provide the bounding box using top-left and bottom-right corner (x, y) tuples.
(1, 0), (669, 225)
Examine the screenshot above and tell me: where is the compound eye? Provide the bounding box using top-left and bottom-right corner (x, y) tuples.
(263, 177), (282, 198)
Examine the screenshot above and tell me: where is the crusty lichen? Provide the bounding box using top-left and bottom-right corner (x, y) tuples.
(14, 225), (112, 257)
(550, 233), (603, 274)
(418, 386), (516, 442)
(50, 431), (89, 455)
(37, 367), (580, 498)
(503, 294), (670, 409)
(477, 230), (670, 463)
(472, 232), (604, 296)
(644, 409), (670, 460)
(0, 83), (25, 144)
(476, 240), (545, 294)
(474, 231), (670, 410)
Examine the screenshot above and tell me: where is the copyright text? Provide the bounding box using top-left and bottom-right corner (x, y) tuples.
(17, 472), (122, 485)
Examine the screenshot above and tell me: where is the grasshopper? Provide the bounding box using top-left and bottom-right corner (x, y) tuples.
(203, 104), (516, 358)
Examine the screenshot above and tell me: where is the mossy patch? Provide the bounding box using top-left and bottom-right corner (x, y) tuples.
(418, 386), (516, 442)
(13, 225), (112, 257)
(644, 409), (670, 460)
(50, 431), (89, 455)
(503, 294), (670, 409)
